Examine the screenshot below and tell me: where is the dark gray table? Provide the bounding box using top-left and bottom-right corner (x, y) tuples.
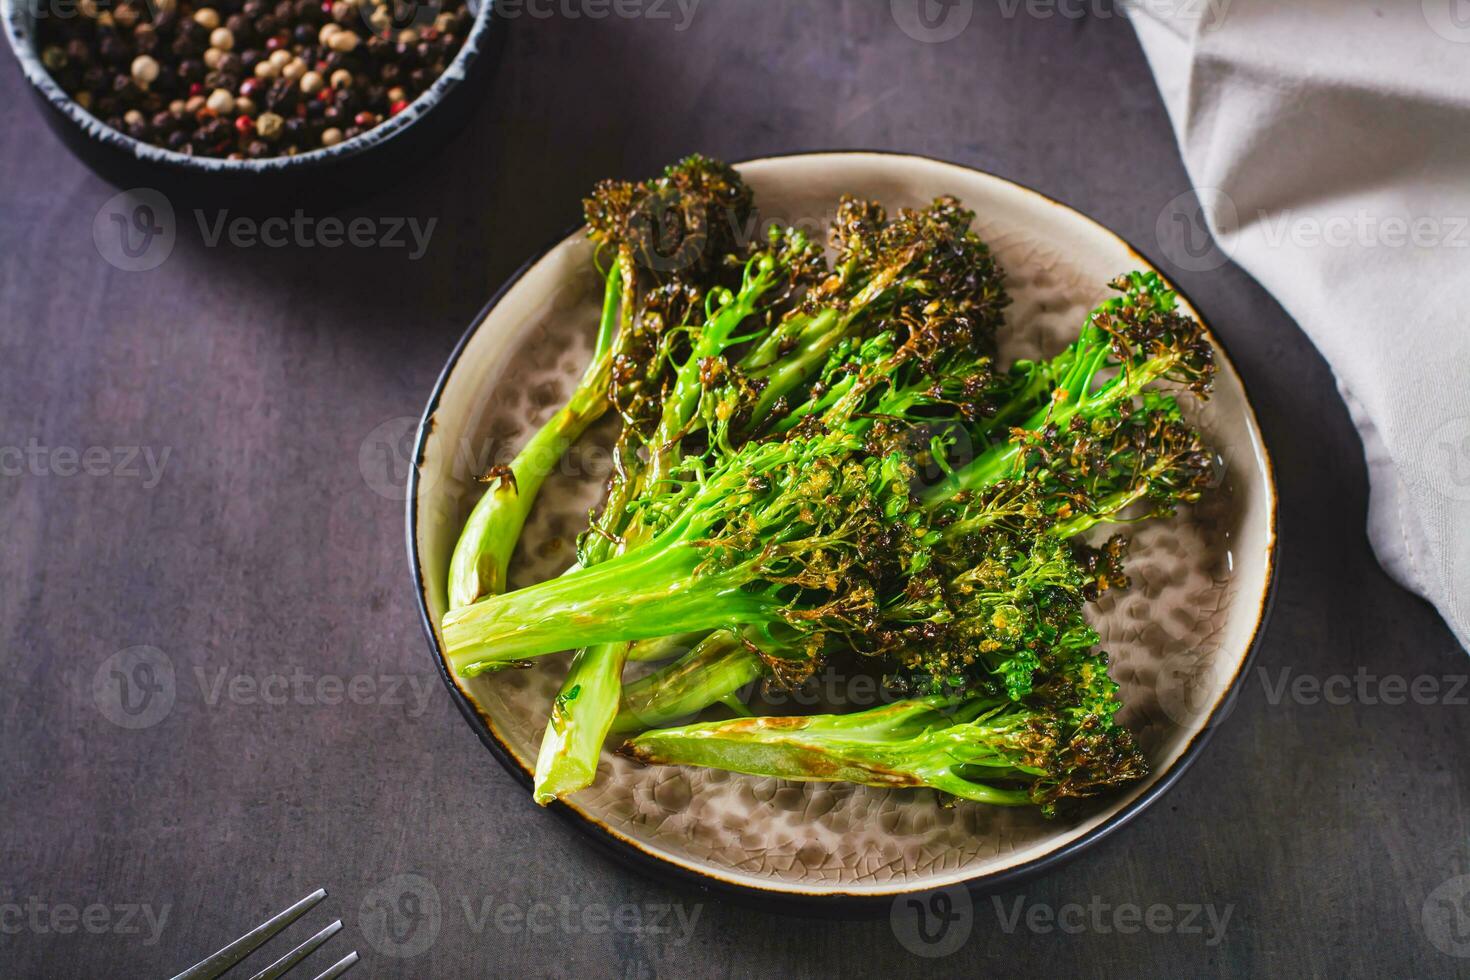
(3, 3), (1467, 977)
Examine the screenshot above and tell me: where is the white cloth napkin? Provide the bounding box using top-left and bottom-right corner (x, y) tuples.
(1129, 0), (1470, 652)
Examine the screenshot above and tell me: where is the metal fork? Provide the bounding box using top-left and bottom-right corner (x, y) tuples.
(168, 888), (359, 980)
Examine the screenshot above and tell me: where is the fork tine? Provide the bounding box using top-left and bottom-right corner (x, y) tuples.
(310, 951), (359, 980)
(245, 919), (343, 980)
(168, 889), (328, 980)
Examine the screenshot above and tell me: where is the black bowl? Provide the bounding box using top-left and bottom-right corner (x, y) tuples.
(1, 0), (503, 209)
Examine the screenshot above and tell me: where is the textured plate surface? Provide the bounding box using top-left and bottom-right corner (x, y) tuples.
(409, 153), (1276, 898)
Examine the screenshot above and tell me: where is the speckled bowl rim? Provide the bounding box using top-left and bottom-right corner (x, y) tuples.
(0, 0), (497, 172)
(406, 150), (1280, 913)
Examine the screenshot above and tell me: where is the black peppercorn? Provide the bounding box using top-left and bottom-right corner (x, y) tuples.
(226, 13), (254, 43)
(99, 35), (131, 65)
(203, 70), (236, 90)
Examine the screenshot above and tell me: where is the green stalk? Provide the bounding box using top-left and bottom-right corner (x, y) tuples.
(612, 630), (766, 733)
(443, 538), (779, 674)
(445, 268), (621, 610)
(626, 632), (708, 663)
(621, 695), (1034, 807)
(531, 256), (787, 802)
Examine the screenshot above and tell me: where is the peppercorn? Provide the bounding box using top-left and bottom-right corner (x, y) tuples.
(98, 35), (130, 66)
(133, 27), (160, 56)
(226, 13), (254, 43)
(205, 87), (234, 113)
(36, 0), (470, 156)
(130, 53), (160, 87)
(254, 110), (284, 138)
(319, 125), (341, 146)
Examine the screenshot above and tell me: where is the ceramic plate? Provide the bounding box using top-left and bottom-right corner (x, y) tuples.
(408, 152), (1277, 907)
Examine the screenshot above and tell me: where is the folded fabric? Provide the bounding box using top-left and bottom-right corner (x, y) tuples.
(1130, 0), (1470, 652)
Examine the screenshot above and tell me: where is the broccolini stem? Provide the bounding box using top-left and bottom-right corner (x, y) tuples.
(445, 268), (622, 609)
(626, 632), (710, 663)
(620, 696), (1035, 807)
(611, 630), (765, 734)
(444, 539), (777, 674)
(532, 255), (786, 802)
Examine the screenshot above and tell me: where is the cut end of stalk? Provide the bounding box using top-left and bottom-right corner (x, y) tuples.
(531, 759), (599, 806)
